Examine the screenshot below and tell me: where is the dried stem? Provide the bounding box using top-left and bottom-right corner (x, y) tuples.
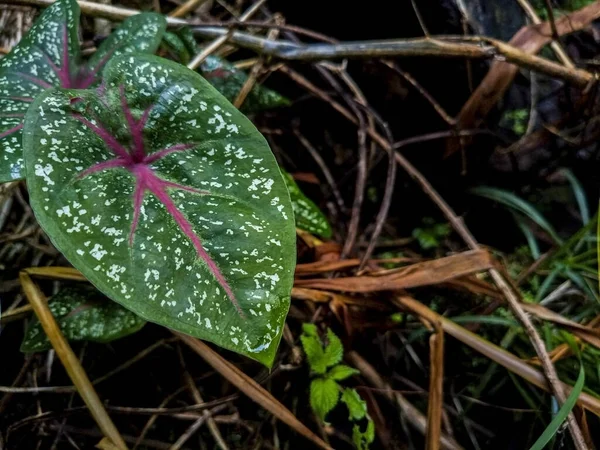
(19, 271), (128, 450)
(169, 0), (210, 19)
(515, 0), (574, 67)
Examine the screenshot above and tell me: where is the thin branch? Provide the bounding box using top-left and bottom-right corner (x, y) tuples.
(187, 0), (266, 70)
(233, 15), (282, 108)
(169, 0), (210, 18)
(188, 29), (593, 86)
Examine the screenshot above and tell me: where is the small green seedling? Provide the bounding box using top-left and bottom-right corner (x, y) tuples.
(412, 217), (451, 250)
(0, 0), (166, 181)
(300, 324), (375, 449)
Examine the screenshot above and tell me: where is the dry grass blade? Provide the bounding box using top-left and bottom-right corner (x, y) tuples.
(522, 303), (600, 338)
(175, 332), (332, 450)
(514, 0), (574, 67)
(426, 326), (444, 450)
(19, 272), (128, 450)
(400, 296), (446, 450)
(291, 287), (388, 309)
(449, 1), (600, 155)
(295, 257), (416, 276)
(393, 296), (600, 417)
(169, 0), (210, 18)
(23, 266), (86, 281)
(294, 249), (493, 292)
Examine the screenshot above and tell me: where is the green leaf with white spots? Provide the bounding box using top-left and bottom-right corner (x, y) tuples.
(23, 54), (296, 367)
(83, 13), (167, 84)
(200, 55), (290, 114)
(20, 285), (146, 353)
(160, 31), (288, 114)
(0, 0), (166, 182)
(161, 28), (197, 65)
(282, 170), (332, 238)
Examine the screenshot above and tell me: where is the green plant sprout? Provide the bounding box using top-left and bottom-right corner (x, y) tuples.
(300, 324), (375, 449)
(412, 217), (451, 250)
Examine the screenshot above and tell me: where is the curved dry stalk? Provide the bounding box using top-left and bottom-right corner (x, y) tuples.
(19, 272), (128, 450)
(426, 323), (444, 450)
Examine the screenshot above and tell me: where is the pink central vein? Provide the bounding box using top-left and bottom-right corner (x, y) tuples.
(74, 87), (245, 317)
(0, 123), (23, 140)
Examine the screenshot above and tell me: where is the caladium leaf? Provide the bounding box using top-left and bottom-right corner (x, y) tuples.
(21, 285), (146, 353)
(200, 55), (290, 114)
(24, 54), (296, 367)
(161, 28), (197, 65)
(282, 170), (332, 238)
(0, 0), (166, 182)
(160, 30), (289, 114)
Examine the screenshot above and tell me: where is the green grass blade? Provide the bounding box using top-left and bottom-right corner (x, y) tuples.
(471, 186), (562, 244)
(528, 364), (585, 450)
(560, 169), (589, 225)
(514, 213), (541, 259)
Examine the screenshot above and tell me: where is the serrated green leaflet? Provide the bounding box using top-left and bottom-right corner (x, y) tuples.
(353, 419), (375, 450)
(341, 388), (367, 420)
(0, 0), (166, 182)
(327, 364), (359, 381)
(21, 285), (145, 353)
(23, 54), (296, 367)
(310, 377), (340, 421)
(282, 170), (332, 238)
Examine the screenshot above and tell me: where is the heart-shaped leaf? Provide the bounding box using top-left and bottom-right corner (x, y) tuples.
(282, 170), (332, 238)
(24, 54), (296, 367)
(0, 0), (166, 182)
(21, 285), (146, 353)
